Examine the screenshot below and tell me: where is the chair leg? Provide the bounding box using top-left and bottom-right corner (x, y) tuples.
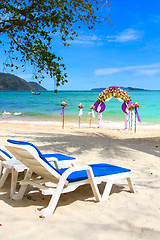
(40, 177), (67, 217)
(101, 179), (113, 202)
(0, 168), (11, 187)
(86, 169), (101, 202)
(12, 169), (33, 200)
(0, 161), (2, 177)
(127, 176), (136, 193)
(40, 190), (62, 217)
(10, 168), (19, 198)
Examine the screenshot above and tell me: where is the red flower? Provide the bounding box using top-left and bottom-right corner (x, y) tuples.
(60, 101), (68, 107)
(78, 103), (84, 108)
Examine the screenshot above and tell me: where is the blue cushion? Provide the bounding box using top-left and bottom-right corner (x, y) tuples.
(0, 149), (12, 159)
(7, 140), (131, 183)
(43, 153), (76, 161)
(58, 163), (131, 183)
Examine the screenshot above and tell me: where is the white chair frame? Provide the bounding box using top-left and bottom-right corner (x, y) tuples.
(5, 142), (135, 217)
(0, 147), (76, 198)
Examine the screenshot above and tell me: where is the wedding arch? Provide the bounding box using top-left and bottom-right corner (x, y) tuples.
(93, 86), (141, 129)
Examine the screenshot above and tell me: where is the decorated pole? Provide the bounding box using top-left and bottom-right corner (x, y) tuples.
(60, 101), (68, 129)
(94, 101), (105, 128)
(128, 110), (133, 130)
(131, 111), (133, 130)
(129, 111), (133, 130)
(90, 112), (92, 128)
(129, 111), (131, 129)
(97, 103), (103, 128)
(89, 105), (95, 128)
(135, 109), (137, 133)
(125, 113), (128, 129)
(78, 103), (84, 128)
(127, 102), (142, 133)
(62, 111), (64, 128)
(122, 102), (130, 130)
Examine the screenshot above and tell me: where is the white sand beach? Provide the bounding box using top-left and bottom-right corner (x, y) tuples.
(0, 123), (160, 240)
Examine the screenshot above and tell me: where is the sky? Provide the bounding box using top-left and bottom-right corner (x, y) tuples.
(1, 0), (160, 90)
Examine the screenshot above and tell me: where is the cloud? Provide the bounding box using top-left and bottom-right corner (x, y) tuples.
(94, 63), (160, 76)
(149, 14), (160, 23)
(68, 28), (144, 46)
(95, 68), (121, 75)
(67, 35), (102, 45)
(107, 28), (144, 42)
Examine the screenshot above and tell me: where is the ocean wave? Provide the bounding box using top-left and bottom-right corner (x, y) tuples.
(1, 111), (12, 115)
(13, 112), (22, 116)
(1, 111), (22, 116)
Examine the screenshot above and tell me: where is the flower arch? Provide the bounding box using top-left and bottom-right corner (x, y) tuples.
(93, 86), (141, 129)
(97, 86), (131, 103)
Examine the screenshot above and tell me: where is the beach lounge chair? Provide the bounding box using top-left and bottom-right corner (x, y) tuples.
(5, 139), (135, 217)
(0, 148), (28, 197)
(0, 146), (76, 198)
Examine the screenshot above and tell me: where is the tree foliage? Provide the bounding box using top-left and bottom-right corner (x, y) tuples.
(0, 0), (110, 87)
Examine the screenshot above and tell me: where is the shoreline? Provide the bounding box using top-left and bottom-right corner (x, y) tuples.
(0, 119), (160, 130)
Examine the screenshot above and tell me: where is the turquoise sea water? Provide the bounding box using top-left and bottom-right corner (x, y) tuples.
(0, 90), (159, 128)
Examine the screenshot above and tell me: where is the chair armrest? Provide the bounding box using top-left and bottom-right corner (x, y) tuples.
(61, 165), (93, 182)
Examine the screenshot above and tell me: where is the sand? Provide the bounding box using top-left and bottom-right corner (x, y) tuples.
(0, 123), (160, 240)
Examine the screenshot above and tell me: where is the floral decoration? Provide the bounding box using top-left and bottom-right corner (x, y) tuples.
(127, 102), (142, 111)
(78, 103), (84, 109)
(90, 105), (95, 110)
(60, 101), (68, 107)
(97, 86), (131, 103)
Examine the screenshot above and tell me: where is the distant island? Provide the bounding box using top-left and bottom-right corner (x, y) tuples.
(0, 73), (47, 91)
(91, 87), (149, 91)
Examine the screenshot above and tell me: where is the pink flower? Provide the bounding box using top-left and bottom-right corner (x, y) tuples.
(78, 103), (84, 109)
(127, 102), (142, 111)
(60, 101), (68, 107)
(90, 105), (95, 110)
